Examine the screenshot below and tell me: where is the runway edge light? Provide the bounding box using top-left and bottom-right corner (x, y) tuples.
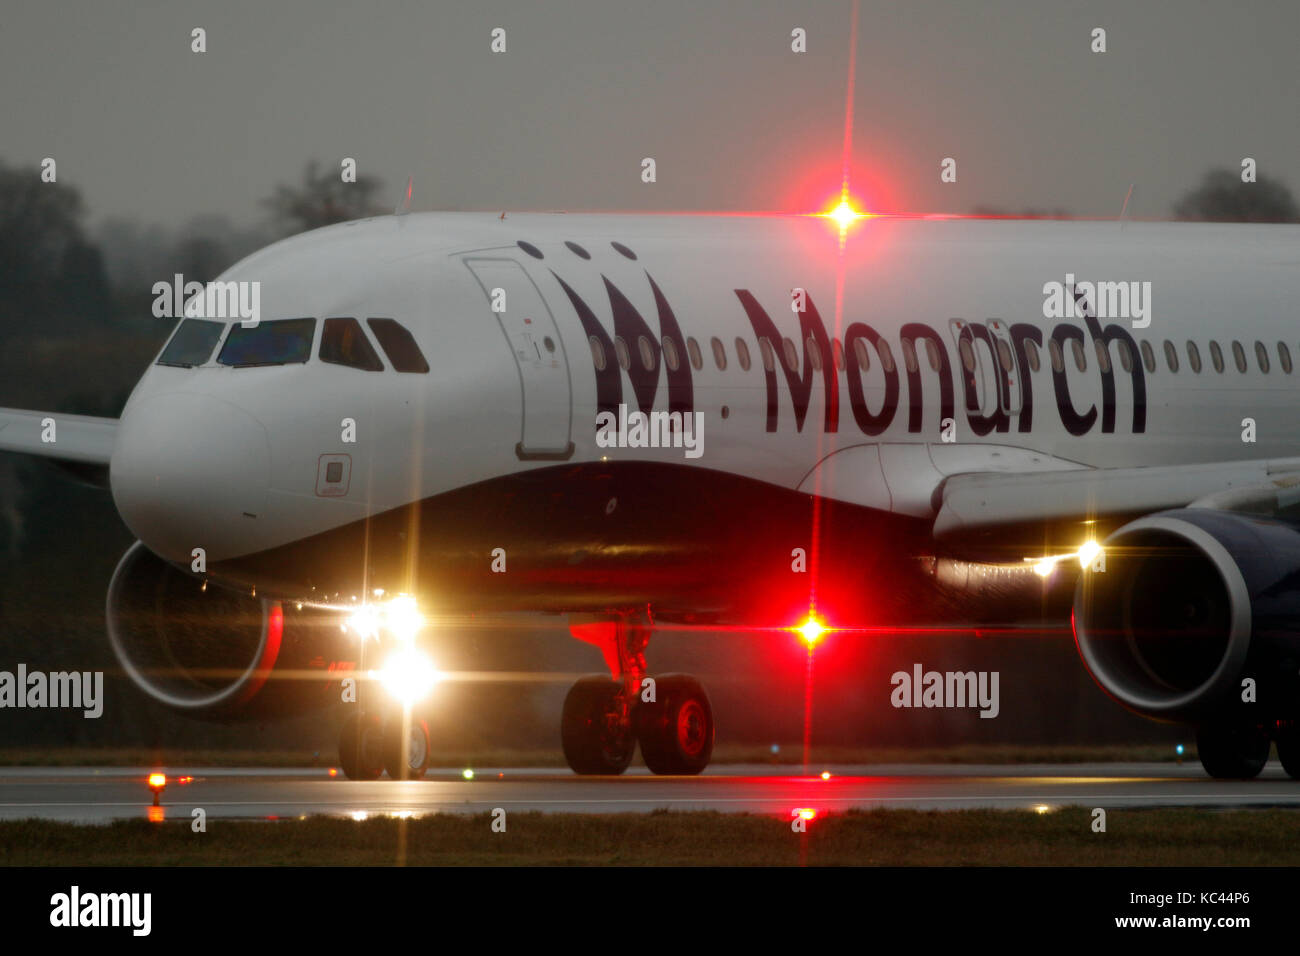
(147, 773), (166, 806)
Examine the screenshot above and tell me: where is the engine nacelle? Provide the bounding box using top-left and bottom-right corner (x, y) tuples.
(1073, 509), (1300, 722)
(107, 542), (357, 717)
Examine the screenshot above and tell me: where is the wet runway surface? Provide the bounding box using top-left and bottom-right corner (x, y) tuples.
(2, 762), (1299, 822)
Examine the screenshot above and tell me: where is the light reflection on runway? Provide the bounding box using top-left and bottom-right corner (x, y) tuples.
(0, 762), (1298, 823)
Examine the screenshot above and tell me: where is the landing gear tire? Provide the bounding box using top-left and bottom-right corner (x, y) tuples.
(637, 673), (714, 776)
(561, 676), (636, 775)
(1275, 724), (1300, 779)
(1196, 722), (1270, 779)
(339, 712), (385, 781)
(383, 716), (431, 781)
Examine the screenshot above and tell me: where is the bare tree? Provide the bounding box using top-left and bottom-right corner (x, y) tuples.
(262, 160), (387, 236)
(1173, 168), (1300, 223)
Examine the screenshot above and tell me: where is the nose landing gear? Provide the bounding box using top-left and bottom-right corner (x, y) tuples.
(338, 709), (430, 781)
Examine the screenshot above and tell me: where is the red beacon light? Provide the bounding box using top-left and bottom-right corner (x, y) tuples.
(795, 617), (826, 647)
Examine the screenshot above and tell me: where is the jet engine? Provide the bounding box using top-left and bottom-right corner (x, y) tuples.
(1072, 509), (1300, 723)
(106, 541), (356, 717)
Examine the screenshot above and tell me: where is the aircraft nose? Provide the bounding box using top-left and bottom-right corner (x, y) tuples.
(111, 394), (270, 563)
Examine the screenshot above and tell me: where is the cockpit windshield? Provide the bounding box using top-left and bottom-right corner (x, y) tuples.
(156, 319), (226, 368)
(218, 318), (316, 368)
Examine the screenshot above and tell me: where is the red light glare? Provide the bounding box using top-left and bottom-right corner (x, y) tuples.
(796, 617), (826, 646)
(827, 199), (864, 229)
(147, 773), (166, 790)
(795, 808), (817, 821)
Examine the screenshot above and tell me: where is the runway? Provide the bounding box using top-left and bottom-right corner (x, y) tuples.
(2, 762), (1299, 822)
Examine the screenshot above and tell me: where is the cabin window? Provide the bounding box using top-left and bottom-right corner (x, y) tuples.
(1185, 341), (1201, 374)
(1163, 340), (1179, 373)
(832, 338), (845, 371)
(1139, 340), (1156, 373)
(1231, 340), (1247, 373)
(852, 337), (870, 372)
(589, 335), (606, 371)
(219, 318), (316, 368)
(637, 335), (656, 371)
(686, 337), (703, 370)
(807, 336), (823, 371)
(782, 337), (799, 371)
(710, 336), (727, 370)
(1025, 340), (1041, 373)
(367, 318), (429, 373)
(994, 339), (1013, 373)
(759, 337), (776, 372)
(157, 318), (225, 368)
(902, 336), (919, 374)
(1071, 339), (1087, 372)
(1279, 342), (1293, 374)
(614, 335), (631, 370)
(662, 336), (680, 372)
(1209, 341), (1224, 373)
(877, 339), (895, 373)
(735, 337), (752, 371)
(1116, 340), (1132, 374)
(959, 338), (977, 373)
(1255, 341), (1270, 373)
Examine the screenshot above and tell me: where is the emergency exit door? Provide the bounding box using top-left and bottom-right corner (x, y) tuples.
(464, 258), (574, 459)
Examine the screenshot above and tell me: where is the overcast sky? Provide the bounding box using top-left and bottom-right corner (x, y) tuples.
(3, 0), (1297, 228)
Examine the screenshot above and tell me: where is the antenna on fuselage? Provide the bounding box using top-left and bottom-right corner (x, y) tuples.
(1118, 183), (1134, 229)
(395, 176), (413, 216)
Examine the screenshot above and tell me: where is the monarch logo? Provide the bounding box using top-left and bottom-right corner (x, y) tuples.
(548, 255), (1146, 442)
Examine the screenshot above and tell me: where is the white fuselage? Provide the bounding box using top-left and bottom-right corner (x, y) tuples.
(109, 213), (1300, 584)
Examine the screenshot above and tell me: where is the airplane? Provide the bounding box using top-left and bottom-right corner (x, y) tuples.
(4, 209), (1300, 782)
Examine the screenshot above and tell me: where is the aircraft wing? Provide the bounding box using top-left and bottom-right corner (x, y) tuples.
(0, 407), (117, 466)
(934, 456), (1300, 539)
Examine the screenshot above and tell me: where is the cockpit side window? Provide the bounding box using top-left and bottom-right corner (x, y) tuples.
(218, 318), (316, 368)
(157, 319), (226, 368)
(320, 317), (384, 371)
(366, 318), (429, 373)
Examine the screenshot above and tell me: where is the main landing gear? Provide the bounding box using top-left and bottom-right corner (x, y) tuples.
(338, 710), (431, 781)
(562, 616), (715, 775)
(1196, 719), (1300, 780)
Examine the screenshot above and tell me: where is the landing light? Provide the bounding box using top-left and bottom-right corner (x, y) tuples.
(385, 595), (425, 644)
(345, 594), (426, 642)
(1077, 540), (1103, 569)
(377, 648), (441, 704)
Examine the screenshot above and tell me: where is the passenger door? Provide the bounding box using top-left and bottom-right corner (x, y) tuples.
(463, 258), (574, 459)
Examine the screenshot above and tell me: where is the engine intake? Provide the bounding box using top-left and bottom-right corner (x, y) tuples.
(1073, 509), (1300, 722)
(107, 542), (354, 717)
